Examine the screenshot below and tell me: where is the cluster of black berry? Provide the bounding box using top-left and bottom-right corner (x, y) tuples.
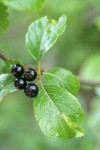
(11, 64), (39, 98)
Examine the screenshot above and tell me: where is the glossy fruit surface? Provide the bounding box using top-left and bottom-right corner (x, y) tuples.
(24, 68), (37, 81)
(11, 64), (24, 77)
(24, 83), (39, 98)
(14, 77), (26, 90)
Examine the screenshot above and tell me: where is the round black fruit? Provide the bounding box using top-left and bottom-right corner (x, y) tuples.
(24, 83), (39, 98)
(24, 68), (37, 81)
(14, 77), (26, 90)
(11, 64), (24, 77)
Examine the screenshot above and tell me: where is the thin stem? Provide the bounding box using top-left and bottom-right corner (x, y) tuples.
(38, 61), (41, 76)
(78, 76), (100, 87)
(37, 61), (42, 81)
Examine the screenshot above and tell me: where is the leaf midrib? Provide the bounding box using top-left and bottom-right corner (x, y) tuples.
(40, 82), (79, 128)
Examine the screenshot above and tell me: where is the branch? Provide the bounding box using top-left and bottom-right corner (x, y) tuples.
(78, 76), (100, 87)
(0, 50), (9, 61)
(0, 50), (44, 72)
(0, 50), (100, 87)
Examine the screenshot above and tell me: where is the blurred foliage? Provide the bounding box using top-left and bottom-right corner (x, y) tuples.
(0, 0), (100, 149)
(0, 2), (9, 35)
(0, 92), (97, 150)
(1, 0), (44, 12)
(80, 54), (100, 81)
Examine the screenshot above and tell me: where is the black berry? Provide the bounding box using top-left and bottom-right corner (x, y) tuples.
(24, 68), (37, 81)
(24, 83), (39, 98)
(14, 77), (26, 90)
(11, 64), (24, 77)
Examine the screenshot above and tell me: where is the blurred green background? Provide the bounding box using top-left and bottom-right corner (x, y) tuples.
(0, 0), (100, 149)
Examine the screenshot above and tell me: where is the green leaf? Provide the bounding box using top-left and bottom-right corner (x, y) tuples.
(0, 2), (9, 35)
(43, 67), (80, 96)
(34, 84), (84, 139)
(2, 0), (44, 12)
(2, 59), (25, 74)
(0, 74), (16, 101)
(26, 15), (67, 61)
